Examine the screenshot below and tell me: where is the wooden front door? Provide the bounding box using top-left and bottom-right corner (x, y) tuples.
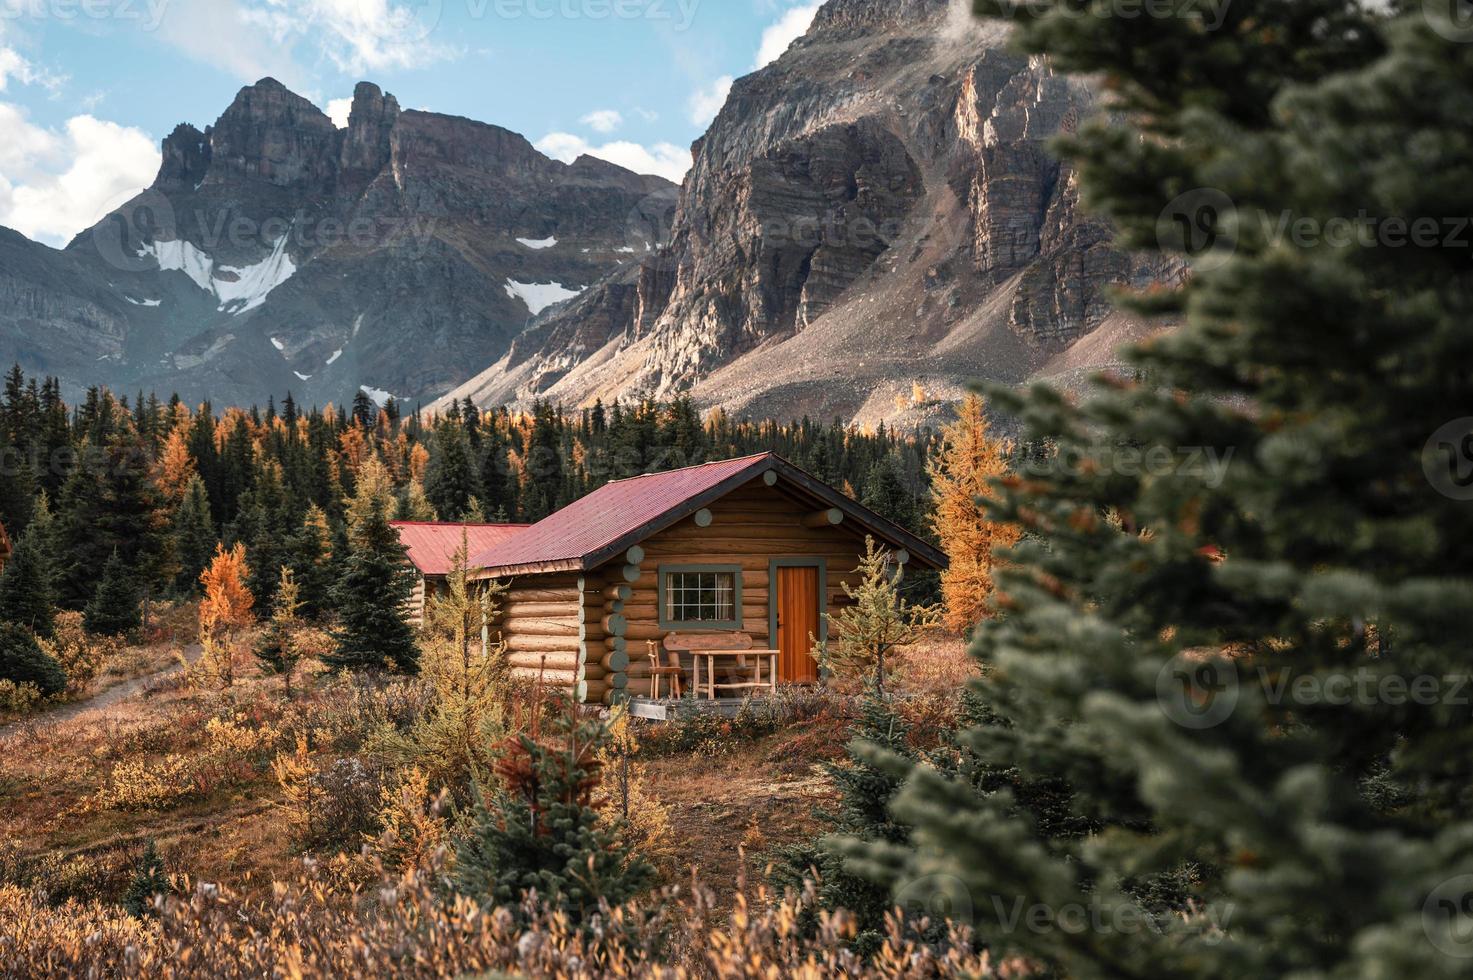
(776, 565), (821, 683)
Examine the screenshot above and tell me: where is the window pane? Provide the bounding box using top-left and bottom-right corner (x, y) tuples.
(665, 570), (736, 624)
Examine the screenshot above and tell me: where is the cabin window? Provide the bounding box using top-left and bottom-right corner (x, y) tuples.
(659, 564), (742, 629)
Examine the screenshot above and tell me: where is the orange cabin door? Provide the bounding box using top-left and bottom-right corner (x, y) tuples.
(776, 565), (821, 683)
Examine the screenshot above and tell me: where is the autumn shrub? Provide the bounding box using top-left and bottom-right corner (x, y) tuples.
(0, 851), (996, 978)
(0, 841), (135, 906)
(0, 679), (42, 716)
(90, 709), (285, 812)
(40, 611), (122, 698)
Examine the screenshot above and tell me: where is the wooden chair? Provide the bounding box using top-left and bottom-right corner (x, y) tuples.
(646, 640), (686, 700)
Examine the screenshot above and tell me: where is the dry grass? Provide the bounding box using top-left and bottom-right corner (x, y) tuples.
(0, 856), (995, 978)
(0, 634), (980, 975)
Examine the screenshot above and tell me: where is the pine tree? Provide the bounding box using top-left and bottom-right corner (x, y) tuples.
(454, 698), (654, 923)
(83, 549), (140, 638)
(284, 504), (333, 620)
(123, 841), (169, 917)
(0, 621), (66, 697)
(0, 510), (56, 638)
(814, 537), (940, 696)
(857, 3), (1473, 976)
(325, 495), (417, 674)
(425, 419), (475, 519)
(927, 393), (1018, 633)
(171, 474), (216, 594)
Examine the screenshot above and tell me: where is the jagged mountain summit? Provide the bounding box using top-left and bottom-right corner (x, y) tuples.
(0, 79), (676, 407)
(439, 0), (1171, 427)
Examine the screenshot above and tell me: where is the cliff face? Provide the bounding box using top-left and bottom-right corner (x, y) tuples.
(0, 79), (675, 407)
(443, 0), (1169, 424)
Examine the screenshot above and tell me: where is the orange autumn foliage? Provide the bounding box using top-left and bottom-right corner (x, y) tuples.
(199, 543), (254, 635)
(153, 427), (196, 504)
(929, 394), (1021, 634)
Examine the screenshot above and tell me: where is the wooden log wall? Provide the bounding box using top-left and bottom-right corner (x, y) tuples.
(592, 482), (893, 704)
(490, 573), (588, 702)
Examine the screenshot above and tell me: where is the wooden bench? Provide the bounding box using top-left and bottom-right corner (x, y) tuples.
(656, 632), (779, 700)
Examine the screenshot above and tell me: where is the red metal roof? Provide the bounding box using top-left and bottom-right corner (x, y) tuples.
(391, 522), (531, 576)
(471, 453), (774, 575)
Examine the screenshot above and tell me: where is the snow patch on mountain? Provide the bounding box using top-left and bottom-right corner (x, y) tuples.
(327, 348), (343, 365)
(360, 384), (398, 407)
(516, 237), (557, 250)
(137, 236), (297, 315)
(139, 239), (215, 294)
(215, 236), (298, 314)
(503, 279), (582, 315)
(125, 297), (162, 307)
(270, 337), (286, 351)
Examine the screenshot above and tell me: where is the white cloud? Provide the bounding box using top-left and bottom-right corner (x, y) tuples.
(580, 109), (623, 134)
(241, 0), (458, 74)
(688, 75), (732, 127)
(754, 2), (820, 69)
(535, 132), (689, 184)
(153, 0), (299, 84)
(684, 3), (818, 131)
(326, 97), (353, 129)
(0, 103), (159, 247)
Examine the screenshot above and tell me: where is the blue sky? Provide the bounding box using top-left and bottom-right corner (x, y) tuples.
(0, 0), (822, 246)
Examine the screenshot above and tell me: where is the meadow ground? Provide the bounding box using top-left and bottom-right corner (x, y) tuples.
(0, 623), (975, 915)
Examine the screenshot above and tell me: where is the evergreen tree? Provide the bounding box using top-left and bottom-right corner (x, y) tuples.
(0, 522), (56, 638)
(0, 621), (65, 697)
(284, 504), (333, 620)
(454, 700), (653, 923)
(123, 841), (170, 917)
(814, 538), (940, 697)
(171, 474), (216, 594)
(855, 3), (1473, 976)
(861, 453), (920, 533)
(425, 419), (475, 519)
(324, 495), (417, 673)
(84, 550), (141, 637)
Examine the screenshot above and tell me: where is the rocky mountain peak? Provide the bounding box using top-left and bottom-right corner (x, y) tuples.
(157, 123), (212, 192)
(210, 77), (339, 187)
(340, 81), (400, 184)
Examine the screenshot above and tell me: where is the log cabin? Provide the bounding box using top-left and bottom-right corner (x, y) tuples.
(391, 521), (530, 626)
(466, 452), (945, 711)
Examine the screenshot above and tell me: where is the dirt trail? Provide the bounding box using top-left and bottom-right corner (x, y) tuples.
(0, 643), (203, 738)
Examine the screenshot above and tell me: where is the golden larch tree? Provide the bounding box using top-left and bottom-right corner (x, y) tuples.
(929, 393), (1020, 633)
(154, 427), (195, 504)
(197, 542), (255, 688)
